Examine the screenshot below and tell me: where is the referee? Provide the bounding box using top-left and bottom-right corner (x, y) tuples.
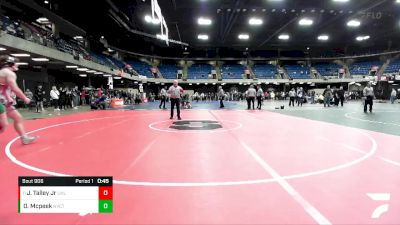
(246, 85), (257, 110)
(167, 80), (184, 120)
(363, 82), (374, 113)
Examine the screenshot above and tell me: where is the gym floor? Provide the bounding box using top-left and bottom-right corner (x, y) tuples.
(1, 100), (399, 224)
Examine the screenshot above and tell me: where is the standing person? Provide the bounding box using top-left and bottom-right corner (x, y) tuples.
(332, 87), (339, 106)
(246, 85), (256, 110)
(97, 88), (103, 98)
(65, 87), (72, 109)
(81, 88), (87, 106)
(323, 85), (332, 108)
(58, 87), (66, 110)
(256, 85), (264, 110)
(390, 88), (397, 104)
(34, 85), (44, 113)
(363, 82), (374, 113)
(159, 86), (167, 109)
(297, 87), (304, 107)
(72, 86), (80, 109)
(337, 86), (345, 107)
(217, 86), (225, 108)
(50, 86), (60, 111)
(289, 88), (296, 107)
(310, 90), (316, 104)
(0, 55), (38, 144)
(24, 88), (33, 110)
(167, 80), (183, 120)
(24, 89), (33, 100)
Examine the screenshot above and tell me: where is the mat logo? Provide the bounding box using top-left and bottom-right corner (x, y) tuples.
(367, 193), (391, 219)
(170, 120), (222, 130)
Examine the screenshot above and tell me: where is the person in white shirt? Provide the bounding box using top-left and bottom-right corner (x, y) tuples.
(167, 80), (184, 120)
(256, 85), (264, 110)
(297, 87), (304, 107)
(390, 88), (397, 104)
(50, 86), (60, 111)
(288, 88), (296, 107)
(159, 86), (167, 109)
(217, 86), (225, 108)
(246, 85), (257, 110)
(363, 82), (374, 113)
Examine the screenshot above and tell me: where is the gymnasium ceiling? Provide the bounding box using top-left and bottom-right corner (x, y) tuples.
(4, 0), (400, 57)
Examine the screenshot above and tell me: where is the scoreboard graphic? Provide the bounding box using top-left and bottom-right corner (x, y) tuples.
(18, 177), (113, 214)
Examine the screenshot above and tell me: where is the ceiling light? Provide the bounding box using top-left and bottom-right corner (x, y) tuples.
(356, 35), (370, 41)
(32, 58), (49, 62)
(15, 62), (28, 66)
(333, 0), (349, 2)
(11, 53), (30, 57)
(197, 34), (209, 40)
(66, 65), (78, 68)
(0, 47), (6, 51)
(238, 34), (250, 40)
(317, 35), (329, 41)
(397, 0), (400, 3)
(278, 34), (290, 40)
(198, 17), (212, 25)
(299, 18), (313, 26)
(79, 74), (87, 77)
(36, 17), (49, 24)
(249, 18), (263, 25)
(73, 36), (83, 40)
(113, 76), (122, 80)
(144, 15), (152, 23)
(144, 15), (160, 24)
(44, 0), (49, 4)
(77, 68), (88, 71)
(347, 20), (361, 27)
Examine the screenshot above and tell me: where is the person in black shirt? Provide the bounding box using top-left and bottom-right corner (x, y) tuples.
(59, 87), (67, 110)
(337, 86), (345, 107)
(34, 85), (45, 113)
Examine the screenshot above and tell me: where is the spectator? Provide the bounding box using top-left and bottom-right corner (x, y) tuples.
(50, 86), (60, 111)
(337, 86), (345, 107)
(81, 88), (87, 105)
(289, 88), (296, 107)
(34, 85), (45, 113)
(390, 88), (397, 104)
(323, 85), (332, 108)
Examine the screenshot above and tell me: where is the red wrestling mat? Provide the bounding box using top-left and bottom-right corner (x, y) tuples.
(0, 109), (399, 224)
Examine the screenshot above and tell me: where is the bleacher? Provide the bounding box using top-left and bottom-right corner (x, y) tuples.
(158, 64), (179, 79)
(384, 60), (400, 74)
(284, 65), (311, 79)
(89, 53), (116, 69)
(104, 55), (125, 69)
(349, 61), (382, 76)
(221, 64), (244, 79)
(314, 63), (341, 77)
(252, 64), (277, 79)
(188, 64), (212, 79)
(127, 60), (154, 78)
